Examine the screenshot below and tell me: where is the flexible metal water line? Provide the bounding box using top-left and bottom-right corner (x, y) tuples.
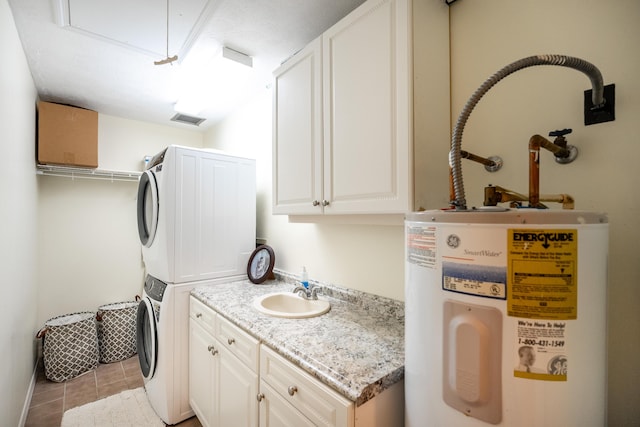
(449, 54), (606, 210)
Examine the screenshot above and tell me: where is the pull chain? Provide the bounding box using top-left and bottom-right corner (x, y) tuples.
(154, 0), (178, 65)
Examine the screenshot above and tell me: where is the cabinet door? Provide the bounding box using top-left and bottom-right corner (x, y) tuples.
(218, 341), (259, 427)
(259, 380), (316, 427)
(272, 37), (324, 214)
(322, 0), (411, 214)
(189, 320), (217, 427)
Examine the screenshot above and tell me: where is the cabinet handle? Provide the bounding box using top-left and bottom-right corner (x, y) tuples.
(322, 200), (330, 206)
(287, 385), (298, 396)
(256, 393), (265, 402)
(312, 200), (320, 206)
(207, 345), (218, 356)
(196, 313), (202, 318)
(228, 338), (235, 345)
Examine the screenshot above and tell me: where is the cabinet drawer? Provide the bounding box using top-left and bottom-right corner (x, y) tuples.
(216, 315), (259, 373)
(260, 345), (353, 427)
(260, 380), (316, 426)
(190, 296), (216, 336)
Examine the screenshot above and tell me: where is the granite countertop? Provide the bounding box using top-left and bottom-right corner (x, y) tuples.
(190, 272), (404, 406)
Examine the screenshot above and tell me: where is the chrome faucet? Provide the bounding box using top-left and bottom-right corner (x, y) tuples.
(292, 283), (321, 300)
(292, 285), (307, 298)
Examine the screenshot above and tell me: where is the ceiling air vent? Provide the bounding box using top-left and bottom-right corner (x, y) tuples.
(171, 113), (206, 126)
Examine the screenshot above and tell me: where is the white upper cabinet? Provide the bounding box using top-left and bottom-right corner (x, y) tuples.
(272, 38), (323, 214)
(273, 0), (450, 218)
(322, 0), (411, 214)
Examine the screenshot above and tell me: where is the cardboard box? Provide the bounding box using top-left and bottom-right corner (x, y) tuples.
(38, 101), (98, 168)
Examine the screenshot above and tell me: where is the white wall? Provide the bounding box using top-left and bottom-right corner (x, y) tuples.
(449, 1), (639, 424)
(36, 115), (203, 326)
(1, 0), (38, 425)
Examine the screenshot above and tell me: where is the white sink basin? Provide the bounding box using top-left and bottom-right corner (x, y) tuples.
(253, 292), (331, 319)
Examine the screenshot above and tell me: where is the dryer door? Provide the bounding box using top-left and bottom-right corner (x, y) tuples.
(136, 296), (158, 380)
(137, 170), (159, 247)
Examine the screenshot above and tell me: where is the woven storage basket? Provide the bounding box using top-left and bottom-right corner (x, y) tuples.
(97, 301), (138, 363)
(39, 312), (98, 382)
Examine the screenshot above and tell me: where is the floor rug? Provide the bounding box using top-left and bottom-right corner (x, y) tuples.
(61, 387), (164, 427)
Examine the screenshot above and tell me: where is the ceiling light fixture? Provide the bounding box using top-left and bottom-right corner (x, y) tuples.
(154, 0), (178, 66)
(221, 46), (253, 68)
(173, 45), (254, 116)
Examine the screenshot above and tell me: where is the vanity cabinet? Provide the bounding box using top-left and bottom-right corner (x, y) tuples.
(272, 0), (450, 216)
(189, 296), (404, 427)
(189, 297), (259, 427)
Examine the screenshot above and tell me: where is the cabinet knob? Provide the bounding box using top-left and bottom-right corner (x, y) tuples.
(312, 200), (320, 206)
(287, 385), (298, 396)
(196, 313), (202, 318)
(322, 200), (330, 206)
(256, 393), (265, 402)
(228, 338), (235, 345)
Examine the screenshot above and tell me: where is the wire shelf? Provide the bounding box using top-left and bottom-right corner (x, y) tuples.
(36, 164), (141, 182)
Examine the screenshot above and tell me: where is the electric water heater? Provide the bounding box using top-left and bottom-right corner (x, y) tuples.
(405, 209), (608, 426)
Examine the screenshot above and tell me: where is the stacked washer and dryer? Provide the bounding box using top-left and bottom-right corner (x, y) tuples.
(135, 145), (256, 425)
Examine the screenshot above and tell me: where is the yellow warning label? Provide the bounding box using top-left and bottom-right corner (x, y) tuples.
(507, 229), (577, 320)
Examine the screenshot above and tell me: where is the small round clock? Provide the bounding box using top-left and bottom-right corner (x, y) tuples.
(247, 245), (275, 284)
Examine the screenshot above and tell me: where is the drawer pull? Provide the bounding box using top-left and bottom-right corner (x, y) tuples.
(287, 385), (298, 396)
(207, 345), (218, 356)
(196, 313), (202, 318)
(256, 393), (265, 402)
(228, 338), (235, 345)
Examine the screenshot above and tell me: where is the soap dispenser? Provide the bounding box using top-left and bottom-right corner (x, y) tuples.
(300, 266), (309, 289)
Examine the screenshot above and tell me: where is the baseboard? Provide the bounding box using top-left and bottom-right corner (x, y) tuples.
(18, 357), (39, 427)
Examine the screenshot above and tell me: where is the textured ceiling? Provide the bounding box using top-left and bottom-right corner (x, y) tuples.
(8, 0), (366, 129)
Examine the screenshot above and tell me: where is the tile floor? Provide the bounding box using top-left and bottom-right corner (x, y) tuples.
(25, 355), (202, 427)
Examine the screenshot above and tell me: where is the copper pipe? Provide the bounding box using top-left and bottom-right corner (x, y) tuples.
(484, 185), (528, 206)
(484, 185), (574, 209)
(540, 193), (575, 210)
(450, 151), (499, 207)
(536, 135), (572, 158)
(529, 135), (542, 208)
(529, 134), (574, 208)
(460, 150), (499, 168)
